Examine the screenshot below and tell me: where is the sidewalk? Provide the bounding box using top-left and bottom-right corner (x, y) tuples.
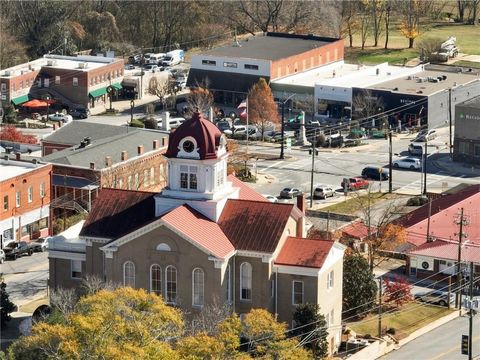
(431, 153), (480, 177)
(89, 94), (159, 116)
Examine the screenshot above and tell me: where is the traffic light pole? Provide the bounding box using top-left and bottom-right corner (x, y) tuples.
(468, 261), (473, 360)
(280, 102), (285, 159)
(423, 137), (428, 196)
(388, 131), (392, 193)
(309, 130), (317, 208)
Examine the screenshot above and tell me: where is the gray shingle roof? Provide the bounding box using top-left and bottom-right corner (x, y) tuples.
(42, 122), (133, 146)
(41, 129), (168, 169)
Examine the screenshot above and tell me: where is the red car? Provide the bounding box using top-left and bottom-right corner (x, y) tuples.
(341, 177), (369, 191)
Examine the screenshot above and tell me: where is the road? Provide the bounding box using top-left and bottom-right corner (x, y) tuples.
(380, 315), (480, 360)
(1, 251), (49, 308)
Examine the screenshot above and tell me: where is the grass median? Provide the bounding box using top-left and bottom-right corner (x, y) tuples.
(321, 192), (398, 215)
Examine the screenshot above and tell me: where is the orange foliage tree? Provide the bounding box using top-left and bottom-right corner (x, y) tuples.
(247, 78), (279, 139)
(383, 275), (413, 308)
(0, 125), (38, 144)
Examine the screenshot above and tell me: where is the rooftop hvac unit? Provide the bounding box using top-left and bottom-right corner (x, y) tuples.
(46, 60), (56, 66)
(416, 77), (423, 83)
(78, 62), (88, 69)
(4, 70), (12, 76)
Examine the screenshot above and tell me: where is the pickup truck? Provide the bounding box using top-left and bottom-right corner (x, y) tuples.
(341, 177), (369, 191)
(3, 241), (35, 260)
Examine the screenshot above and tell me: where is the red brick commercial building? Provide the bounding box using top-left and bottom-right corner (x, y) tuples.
(0, 158), (52, 245)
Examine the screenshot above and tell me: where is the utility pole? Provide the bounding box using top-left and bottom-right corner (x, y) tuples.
(388, 131), (393, 193)
(468, 261), (473, 360)
(426, 198), (432, 241)
(309, 129), (318, 208)
(448, 87), (453, 159)
(280, 94), (295, 160)
(455, 208), (468, 308)
(140, 47), (144, 100)
(423, 137), (428, 196)
(378, 276), (383, 338)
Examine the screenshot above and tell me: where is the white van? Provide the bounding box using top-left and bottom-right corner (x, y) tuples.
(158, 117), (186, 130)
(147, 53), (166, 65)
(161, 50), (185, 66)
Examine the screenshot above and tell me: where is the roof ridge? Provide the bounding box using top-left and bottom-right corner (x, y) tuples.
(101, 187), (156, 196)
(228, 198), (293, 206)
(287, 236), (333, 243)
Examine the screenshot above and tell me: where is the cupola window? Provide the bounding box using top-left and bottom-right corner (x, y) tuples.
(180, 165), (198, 190)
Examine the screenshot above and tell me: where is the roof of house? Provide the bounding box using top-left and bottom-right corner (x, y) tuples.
(408, 239), (480, 264)
(341, 220), (371, 240)
(41, 129), (168, 169)
(218, 199), (296, 253)
(197, 32), (339, 61)
(228, 175), (268, 202)
(41, 121), (131, 146)
(275, 236), (334, 268)
(394, 185), (480, 247)
(80, 188), (157, 239)
(161, 205), (234, 258)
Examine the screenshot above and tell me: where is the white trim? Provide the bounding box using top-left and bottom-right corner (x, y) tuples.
(192, 267), (204, 307)
(273, 264), (321, 277)
(240, 262), (252, 301)
(292, 280), (304, 305)
(236, 250), (273, 263)
(48, 250), (86, 261)
(80, 236), (112, 244)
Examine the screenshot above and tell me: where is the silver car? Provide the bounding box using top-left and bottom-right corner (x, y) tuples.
(280, 187), (302, 199)
(313, 185), (335, 199)
(0, 249), (5, 264)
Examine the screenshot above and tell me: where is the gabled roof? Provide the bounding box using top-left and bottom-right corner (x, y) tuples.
(41, 129), (168, 169)
(228, 175), (268, 202)
(408, 239), (480, 264)
(42, 122), (132, 146)
(80, 188), (156, 239)
(394, 185), (480, 247)
(218, 199), (294, 253)
(275, 237), (334, 269)
(341, 220), (372, 240)
(161, 205), (234, 259)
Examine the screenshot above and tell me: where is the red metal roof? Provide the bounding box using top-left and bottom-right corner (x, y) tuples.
(218, 199), (294, 253)
(165, 112), (222, 160)
(80, 188), (156, 239)
(275, 236), (334, 268)
(408, 239), (480, 264)
(161, 205), (234, 259)
(341, 220), (371, 240)
(228, 175), (269, 202)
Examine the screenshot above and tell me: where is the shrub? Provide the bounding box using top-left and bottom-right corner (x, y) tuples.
(2, 105), (17, 124)
(144, 117), (158, 129)
(406, 196), (429, 206)
(386, 328), (396, 335)
(129, 118), (145, 128)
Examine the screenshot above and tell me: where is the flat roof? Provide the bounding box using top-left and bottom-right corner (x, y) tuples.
(199, 32), (339, 61)
(1, 54), (121, 78)
(368, 69), (480, 95)
(459, 95), (480, 109)
(0, 160), (48, 181)
(272, 62), (423, 89)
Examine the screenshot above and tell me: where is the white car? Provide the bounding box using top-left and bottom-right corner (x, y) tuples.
(393, 157), (422, 170)
(144, 64), (159, 72)
(263, 194), (278, 203)
(48, 113), (73, 123)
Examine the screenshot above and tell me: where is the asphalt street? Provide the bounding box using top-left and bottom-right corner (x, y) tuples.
(380, 315), (480, 360)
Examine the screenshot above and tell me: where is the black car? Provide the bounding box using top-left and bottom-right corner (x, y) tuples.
(70, 107), (90, 119)
(361, 166), (389, 181)
(4, 241), (34, 260)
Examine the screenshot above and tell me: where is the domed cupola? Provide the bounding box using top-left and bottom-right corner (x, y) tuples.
(165, 112), (226, 160)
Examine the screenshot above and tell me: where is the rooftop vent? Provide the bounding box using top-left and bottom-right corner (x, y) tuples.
(46, 60), (57, 66)
(78, 62), (88, 69)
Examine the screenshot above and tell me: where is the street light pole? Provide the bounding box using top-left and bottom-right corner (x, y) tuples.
(309, 129), (318, 208)
(280, 94), (295, 159)
(46, 95), (50, 123)
(423, 137), (428, 196)
(388, 131), (393, 193)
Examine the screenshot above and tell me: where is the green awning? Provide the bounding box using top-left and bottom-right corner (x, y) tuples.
(112, 83), (122, 90)
(89, 87), (108, 98)
(11, 94), (30, 105)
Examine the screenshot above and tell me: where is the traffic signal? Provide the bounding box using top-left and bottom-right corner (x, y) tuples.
(461, 335), (469, 355)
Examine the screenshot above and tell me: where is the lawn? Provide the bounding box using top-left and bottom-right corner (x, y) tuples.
(345, 22), (480, 65)
(321, 192), (395, 215)
(348, 302), (454, 340)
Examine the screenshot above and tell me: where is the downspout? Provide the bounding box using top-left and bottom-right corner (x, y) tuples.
(232, 256), (236, 312)
(275, 268), (278, 315)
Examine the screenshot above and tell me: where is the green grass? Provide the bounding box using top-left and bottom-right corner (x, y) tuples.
(452, 60), (480, 69)
(321, 192), (393, 215)
(345, 47), (418, 66)
(348, 302), (453, 340)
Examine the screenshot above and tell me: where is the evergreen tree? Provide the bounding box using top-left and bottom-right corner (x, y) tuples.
(292, 303), (328, 359)
(1, 280), (16, 326)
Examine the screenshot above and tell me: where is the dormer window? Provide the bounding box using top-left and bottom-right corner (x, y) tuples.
(180, 165), (197, 190)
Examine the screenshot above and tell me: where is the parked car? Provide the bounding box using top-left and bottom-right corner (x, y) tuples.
(128, 54), (142, 64)
(216, 121), (231, 133)
(361, 166), (389, 181)
(414, 290), (455, 307)
(48, 113), (73, 123)
(3, 241), (34, 260)
(393, 157), (422, 170)
(124, 64), (135, 70)
(413, 129), (436, 142)
(263, 194), (278, 203)
(175, 77), (187, 89)
(280, 187), (303, 199)
(0, 249), (4, 264)
(31, 237), (51, 252)
(264, 131), (295, 143)
(313, 185), (335, 199)
(408, 143), (423, 156)
(69, 107), (90, 119)
(341, 177), (369, 191)
(144, 64), (159, 72)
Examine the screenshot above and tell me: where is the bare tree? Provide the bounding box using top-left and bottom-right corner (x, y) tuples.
(352, 89), (385, 125)
(81, 274), (119, 295)
(186, 297), (232, 335)
(340, 1), (360, 48)
(384, 0), (392, 49)
(50, 287), (78, 317)
(147, 75), (176, 110)
(370, 0), (385, 47)
(458, 0), (468, 22)
(186, 87), (214, 117)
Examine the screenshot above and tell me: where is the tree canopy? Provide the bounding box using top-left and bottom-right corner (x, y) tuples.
(247, 78), (279, 138)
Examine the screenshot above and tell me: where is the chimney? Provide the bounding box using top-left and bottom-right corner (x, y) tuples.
(121, 151), (128, 161)
(137, 145), (144, 155)
(15, 153), (21, 161)
(296, 194), (305, 214)
(90, 162), (95, 170)
(153, 140), (159, 150)
(296, 194), (306, 238)
(105, 156), (112, 167)
(162, 111), (170, 131)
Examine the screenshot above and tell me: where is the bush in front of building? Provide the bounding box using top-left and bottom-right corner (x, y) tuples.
(406, 196), (429, 206)
(2, 105), (17, 124)
(129, 118), (145, 128)
(143, 117), (158, 129)
(52, 213), (88, 235)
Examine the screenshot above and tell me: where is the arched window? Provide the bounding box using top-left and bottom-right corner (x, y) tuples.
(165, 265), (177, 304)
(240, 262), (252, 301)
(192, 268), (204, 307)
(150, 264), (162, 295)
(123, 261), (135, 288)
(156, 243), (171, 251)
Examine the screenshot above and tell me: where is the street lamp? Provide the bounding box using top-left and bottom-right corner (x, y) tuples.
(130, 100), (135, 125)
(280, 94), (296, 159)
(45, 95), (50, 123)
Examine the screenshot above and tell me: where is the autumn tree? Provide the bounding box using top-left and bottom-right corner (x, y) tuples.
(186, 87), (214, 118)
(383, 275), (413, 308)
(247, 78), (279, 140)
(340, 1), (360, 48)
(0, 125), (37, 144)
(384, 0), (392, 49)
(343, 252), (378, 318)
(292, 303), (328, 359)
(396, 0), (434, 48)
